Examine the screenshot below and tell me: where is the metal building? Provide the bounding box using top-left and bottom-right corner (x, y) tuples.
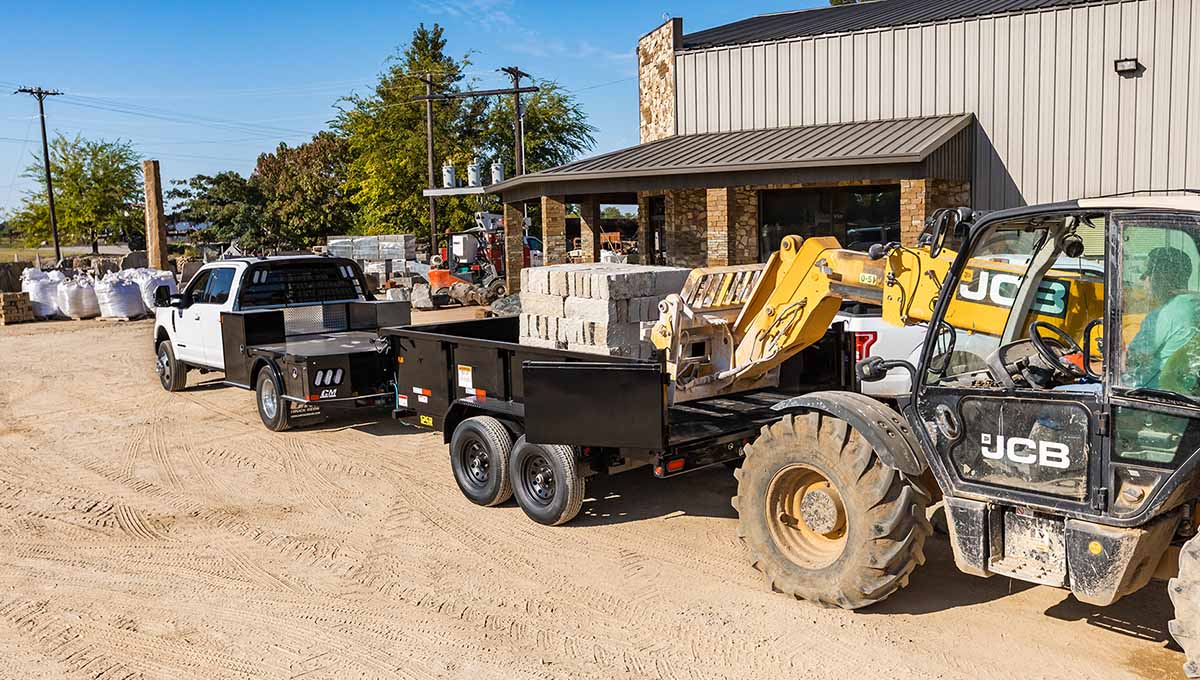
(489, 0), (1199, 290)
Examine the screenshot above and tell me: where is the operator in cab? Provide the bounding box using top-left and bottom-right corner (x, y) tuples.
(1124, 246), (1200, 390)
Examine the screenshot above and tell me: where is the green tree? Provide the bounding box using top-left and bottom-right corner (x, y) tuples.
(167, 171), (267, 249)
(483, 81), (595, 177)
(16, 134), (142, 254)
(254, 131), (357, 248)
(335, 23), (484, 239)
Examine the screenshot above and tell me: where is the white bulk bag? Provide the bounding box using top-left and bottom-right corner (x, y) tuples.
(57, 277), (101, 319)
(125, 268), (176, 310)
(24, 277), (60, 317)
(95, 274), (147, 319)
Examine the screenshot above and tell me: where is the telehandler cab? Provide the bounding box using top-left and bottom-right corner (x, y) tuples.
(648, 195), (1200, 676)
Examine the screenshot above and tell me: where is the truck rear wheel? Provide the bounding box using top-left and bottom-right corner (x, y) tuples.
(734, 412), (931, 609)
(1169, 534), (1200, 678)
(156, 341), (187, 392)
(256, 368), (293, 432)
(449, 416), (514, 507)
(509, 436), (585, 526)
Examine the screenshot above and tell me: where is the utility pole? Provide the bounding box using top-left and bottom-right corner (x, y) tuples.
(15, 87), (63, 264)
(420, 74), (438, 259)
(499, 67), (531, 176)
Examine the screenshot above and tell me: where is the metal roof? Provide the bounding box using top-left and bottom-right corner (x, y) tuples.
(682, 0), (1107, 50)
(490, 114), (972, 195)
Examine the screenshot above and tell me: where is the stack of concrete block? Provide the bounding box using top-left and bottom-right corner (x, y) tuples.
(0, 292), (34, 325)
(519, 263), (691, 358)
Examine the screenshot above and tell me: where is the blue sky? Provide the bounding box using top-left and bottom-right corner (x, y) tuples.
(0, 0), (822, 214)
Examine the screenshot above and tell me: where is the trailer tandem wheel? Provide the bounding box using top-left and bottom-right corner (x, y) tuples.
(509, 436), (585, 526)
(734, 412), (931, 609)
(449, 416), (515, 507)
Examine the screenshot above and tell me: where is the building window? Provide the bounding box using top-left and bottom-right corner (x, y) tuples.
(758, 185), (901, 261)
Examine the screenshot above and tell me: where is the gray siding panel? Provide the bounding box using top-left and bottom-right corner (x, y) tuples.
(673, 0), (1197, 209)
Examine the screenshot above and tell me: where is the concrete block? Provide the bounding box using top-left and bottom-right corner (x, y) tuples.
(556, 318), (585, 344)
(594, 322), (642, 348)
(628, 296), (666, 322)
(548, 269), (570, 296)
(564, 296), (625, 323)
(522, 267), (550, 295)
(651, 268), (690, 295)
(520, 292), (565, 318)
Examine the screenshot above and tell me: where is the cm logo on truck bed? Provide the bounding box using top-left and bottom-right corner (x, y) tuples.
(958, 271), (1070, 318)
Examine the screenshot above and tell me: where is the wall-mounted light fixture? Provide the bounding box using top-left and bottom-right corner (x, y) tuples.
(1114, 58), (1143, 76)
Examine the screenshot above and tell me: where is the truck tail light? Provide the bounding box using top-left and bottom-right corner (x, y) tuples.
(854, 331), (878, 362)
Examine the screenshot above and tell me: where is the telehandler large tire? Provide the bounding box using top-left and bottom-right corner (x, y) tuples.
(1169, 534), (1200, 678)
(733, 412), (932, 609)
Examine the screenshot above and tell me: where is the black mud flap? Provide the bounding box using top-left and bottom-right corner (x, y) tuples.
(523, 361), (666, 449)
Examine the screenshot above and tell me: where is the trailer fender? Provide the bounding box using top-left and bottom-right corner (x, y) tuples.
(769, 390), (927, 477)
(443, 398), (525, 444)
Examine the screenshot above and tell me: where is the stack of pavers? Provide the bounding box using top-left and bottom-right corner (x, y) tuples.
(0, 292), (34, 325)
(519, 263), (691, 359)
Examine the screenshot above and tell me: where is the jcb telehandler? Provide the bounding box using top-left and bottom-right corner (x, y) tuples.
(390, 194), (1200, 675)
(648, 195), (1200, 676)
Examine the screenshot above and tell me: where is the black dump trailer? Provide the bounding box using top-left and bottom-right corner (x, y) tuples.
(384, 316), (854, 525)
(223, 299), (410, 431)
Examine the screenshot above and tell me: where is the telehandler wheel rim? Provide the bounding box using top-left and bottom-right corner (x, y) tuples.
(521, 453), (556, 506)
(259, 377), (279, 420)
(766, 464), (848, 570)
(461, 438), (491, 487)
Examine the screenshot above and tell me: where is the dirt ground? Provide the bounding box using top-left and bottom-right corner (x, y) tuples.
(0, 315), (1187, 679)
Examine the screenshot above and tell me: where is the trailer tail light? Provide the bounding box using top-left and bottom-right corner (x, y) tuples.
(666, 458), (685, 473)
(854, 331), (878, 362)
(312, 368), (344, 387)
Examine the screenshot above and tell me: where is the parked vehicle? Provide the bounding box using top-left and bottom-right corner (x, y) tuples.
(152, 256), (409, 430)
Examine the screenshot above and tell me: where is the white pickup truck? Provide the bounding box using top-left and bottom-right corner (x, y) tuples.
(152, 255), (409, 430)
(834, 302), (927, 400)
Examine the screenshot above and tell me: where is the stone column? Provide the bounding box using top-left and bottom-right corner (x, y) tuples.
(899, 179), (972, 246)
(541, 195), (568, 265)
(503, 201), (525, 293)
(731, 187), (760, 264)
(706, 188), (733, 266)
(578, 197), (600, 263)
(636, 193), (653, 264)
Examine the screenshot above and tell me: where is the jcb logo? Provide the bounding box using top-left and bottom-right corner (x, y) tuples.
(981, 434), (1070, 469)
(319, 388), (337, 399)
(959, 271), (1069, 318)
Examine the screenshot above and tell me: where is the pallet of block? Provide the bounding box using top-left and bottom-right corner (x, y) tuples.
(0, 292), (34, 325)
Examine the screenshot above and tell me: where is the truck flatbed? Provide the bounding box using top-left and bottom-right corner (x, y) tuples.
(248, 331), (386, 360)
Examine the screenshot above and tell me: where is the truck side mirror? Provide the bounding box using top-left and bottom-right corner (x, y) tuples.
(154, 285), (171, 307)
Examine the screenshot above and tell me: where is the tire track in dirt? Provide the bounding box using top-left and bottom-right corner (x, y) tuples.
(0, 597), (145, 680)
(279, 436), (344, 515)
(148, 419), (184, 492)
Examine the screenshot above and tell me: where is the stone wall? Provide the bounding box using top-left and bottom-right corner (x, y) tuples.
(638, 18), (681, 144)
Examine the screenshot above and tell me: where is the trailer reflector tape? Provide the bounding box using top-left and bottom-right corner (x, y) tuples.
(411, 386), (431, 396)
